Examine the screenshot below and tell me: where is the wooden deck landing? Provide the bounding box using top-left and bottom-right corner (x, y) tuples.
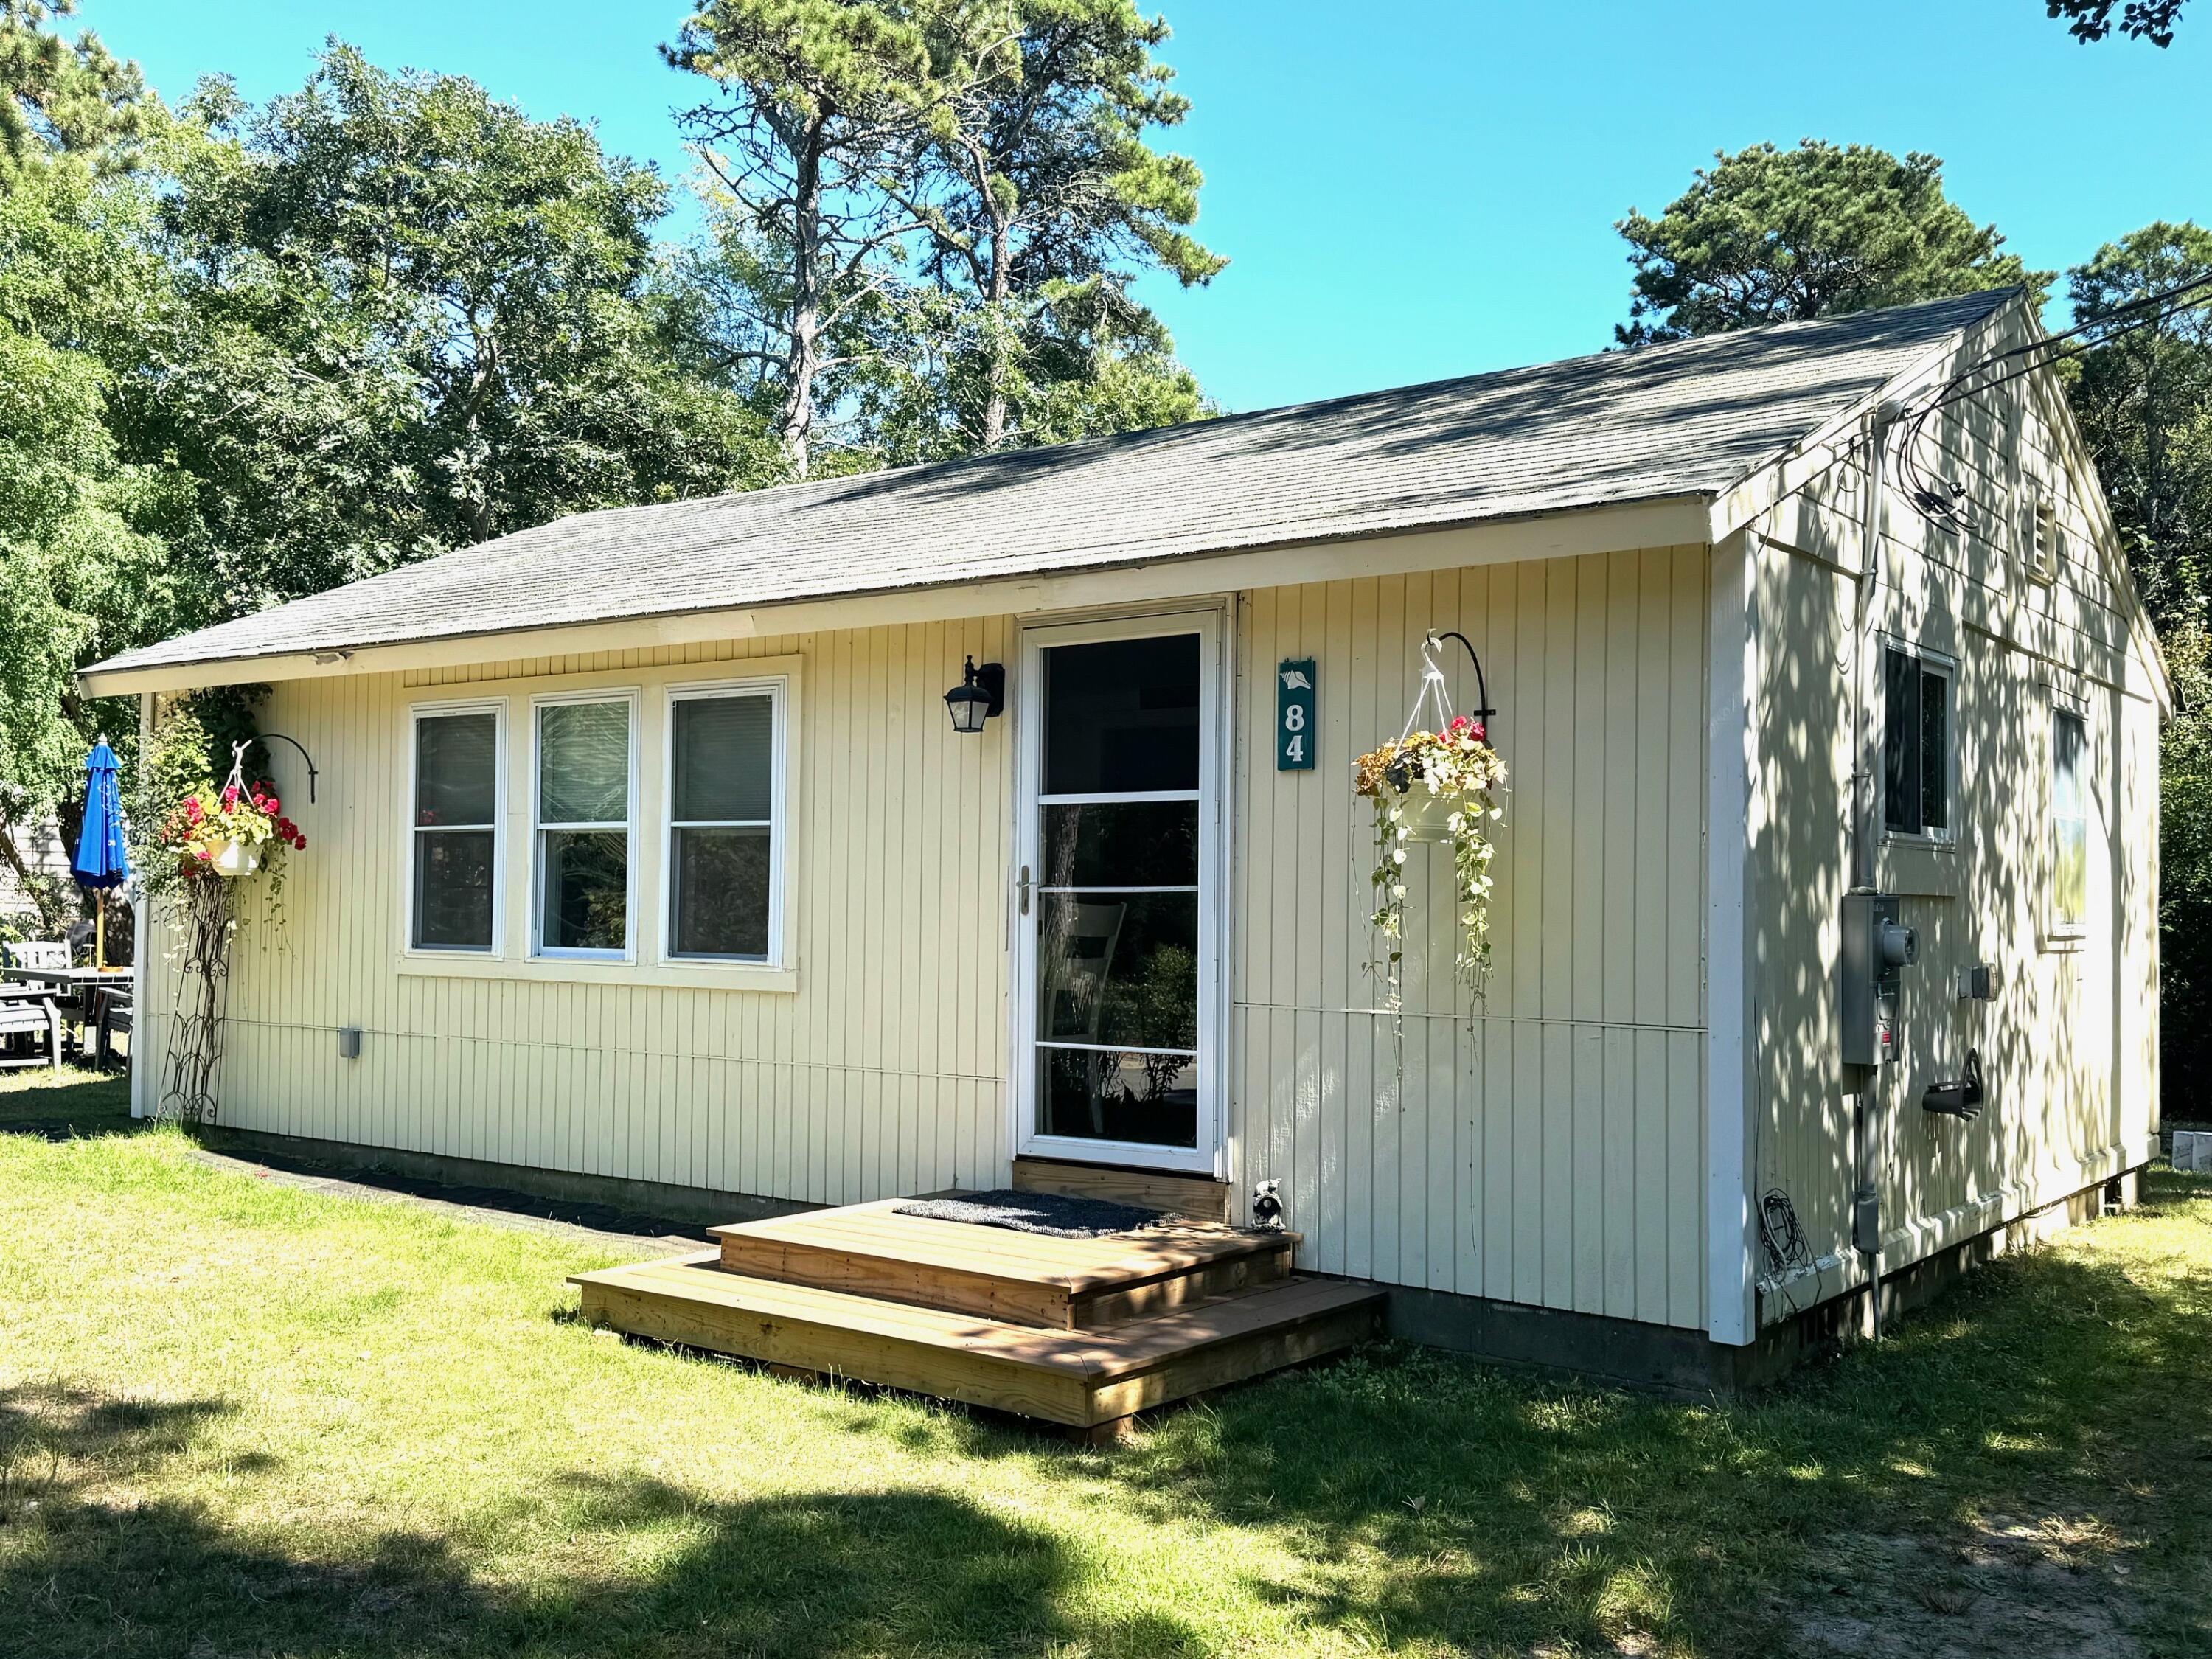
(571, 1200), (1382, 1428)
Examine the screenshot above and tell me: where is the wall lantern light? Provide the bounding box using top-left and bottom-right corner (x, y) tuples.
(944, 656), (1006, 734)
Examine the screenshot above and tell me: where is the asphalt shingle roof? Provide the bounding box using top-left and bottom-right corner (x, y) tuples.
(87, 289), (2011, 681)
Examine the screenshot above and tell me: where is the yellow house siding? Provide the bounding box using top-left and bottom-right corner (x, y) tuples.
(1231, 548), (1711, 1329)
(1749, 318), (2162, 1321)
(138, 543), (1714, 1326)
(142, 619), (1017, 1206)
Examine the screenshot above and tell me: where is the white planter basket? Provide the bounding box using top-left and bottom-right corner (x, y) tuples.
(212, 837), (262, 877)
(1388, 789), (1460, 844)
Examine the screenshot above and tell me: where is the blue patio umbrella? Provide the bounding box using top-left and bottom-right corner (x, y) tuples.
(72, 737), (130, 970)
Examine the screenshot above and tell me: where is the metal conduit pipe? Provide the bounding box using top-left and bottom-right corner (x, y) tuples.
(1848, 397), (1909, 1340)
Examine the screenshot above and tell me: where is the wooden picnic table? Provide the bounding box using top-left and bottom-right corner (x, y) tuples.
(7, 966), (135, 992)
(2, 967), (134, 1062)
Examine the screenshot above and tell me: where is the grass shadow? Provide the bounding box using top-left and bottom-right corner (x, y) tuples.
(1074, 1174), (2212, 1655)
(0, 1068), (136, 1139)
(0, 1381), (1175, 1658)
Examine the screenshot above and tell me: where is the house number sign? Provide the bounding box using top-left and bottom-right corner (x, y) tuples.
(1277, 658), (1316, 771)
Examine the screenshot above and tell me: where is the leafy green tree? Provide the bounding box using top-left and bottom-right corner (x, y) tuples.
(665, 0), (942, 476)
(664, 0), (1217, 473)
(2046, 0), (2188, 44)
(1615, 141), (2047, 346)
(2064, 224), (2212, 1108)
(0, 167), (171, 928)
(0, 0), (142, 188)
(911, 0), (1222, 452)
(125, 49), (773, 614)
(2065, 222), (2212, 627)
(2156, 616), (2212, 1106)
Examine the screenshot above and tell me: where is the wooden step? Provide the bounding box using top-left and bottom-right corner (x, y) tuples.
(1011, 1156), (1232, 1222)
(709, 1198), (1295, 1329)
(570, 1251), (1383, 1427)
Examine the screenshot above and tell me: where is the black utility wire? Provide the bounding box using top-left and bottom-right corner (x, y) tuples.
(1892, 272), (2212, 528)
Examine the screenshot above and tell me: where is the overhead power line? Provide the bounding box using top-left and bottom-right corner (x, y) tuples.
(1893, 272), (2212, 529)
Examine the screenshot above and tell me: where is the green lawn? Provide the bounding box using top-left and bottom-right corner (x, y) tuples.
(3, 1070), (2208, 1658)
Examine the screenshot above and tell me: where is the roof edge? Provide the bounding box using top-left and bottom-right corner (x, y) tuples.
(80, 493), (1719, 698)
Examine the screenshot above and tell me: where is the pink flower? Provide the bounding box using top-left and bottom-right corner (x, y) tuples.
(195, 846), (212, 863)
(1448, 715), (1472, 735)
(221, 785), (239, 809)
(1471, 721), (1486, 742)
(265, 796), (280, 815)
(184, 798), (203, 825)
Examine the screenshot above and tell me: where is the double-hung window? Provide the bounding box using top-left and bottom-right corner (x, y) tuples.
(534, 695), (636, 956)
(410, 705), (502, 952)
(666, 683), (782, 963)
(1882, 644), (1952, 839)
(2051, 706), (2089, 933)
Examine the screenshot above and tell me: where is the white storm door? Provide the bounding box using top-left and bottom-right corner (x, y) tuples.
(1014, 611), (1224, 1175)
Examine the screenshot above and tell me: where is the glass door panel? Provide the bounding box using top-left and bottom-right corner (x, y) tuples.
(1020, 620), (1215, 1164)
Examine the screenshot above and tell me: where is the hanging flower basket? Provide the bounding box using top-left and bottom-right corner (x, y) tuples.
(150, 754), (305, 906)
(1357, 717), (1508, 995)
(1354, 631), (1508, 1002)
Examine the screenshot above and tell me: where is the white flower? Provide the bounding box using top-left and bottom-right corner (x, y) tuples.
(1391, 884), (1408, 900)
(1392, 849), (1407, 866)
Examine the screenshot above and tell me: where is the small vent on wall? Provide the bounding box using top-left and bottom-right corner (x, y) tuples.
(2023, 489), (2062, 585)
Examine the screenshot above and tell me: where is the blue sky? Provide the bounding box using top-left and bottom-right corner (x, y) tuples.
(83, 0), (2208, 413)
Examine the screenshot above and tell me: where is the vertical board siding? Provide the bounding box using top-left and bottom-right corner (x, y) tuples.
(1752, 305), (2162, 1312)
(1233, 546), (1711, 1330)
(140, 623), (1016, 1208)
(140, 549), (1714, 1324)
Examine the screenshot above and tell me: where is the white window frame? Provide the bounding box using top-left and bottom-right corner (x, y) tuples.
(529, 688), (641, 961)
(403, 698), (507, 959)
(2047, 689), (2092, 943)
(661, 675), (789, 969)
(1879, 638), (1956, 847)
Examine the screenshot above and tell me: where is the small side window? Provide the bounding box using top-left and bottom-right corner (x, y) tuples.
(2051, 707), (2089, 932)
(1882, 645), (1952, 838)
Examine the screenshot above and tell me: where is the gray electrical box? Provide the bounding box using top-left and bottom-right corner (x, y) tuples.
(1841, 892), (1917, 1066)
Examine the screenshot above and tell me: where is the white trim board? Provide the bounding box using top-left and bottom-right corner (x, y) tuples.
(1009, 606), (1231, 1179)
(1704, 530), (1760, 1346)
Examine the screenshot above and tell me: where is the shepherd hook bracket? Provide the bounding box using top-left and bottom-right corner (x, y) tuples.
(1425, 630), (1498, 726)
(240, 734), (321, 806)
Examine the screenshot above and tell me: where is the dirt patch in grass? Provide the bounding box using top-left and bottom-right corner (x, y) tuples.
(1789, 1519), (2144, 1658)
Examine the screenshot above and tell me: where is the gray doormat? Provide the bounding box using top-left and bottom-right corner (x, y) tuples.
(893, 1188), (1167, 1239)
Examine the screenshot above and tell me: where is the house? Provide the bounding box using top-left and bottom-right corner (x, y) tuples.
(81, 288), (2166, 1399)
(1, 820), (72, 923)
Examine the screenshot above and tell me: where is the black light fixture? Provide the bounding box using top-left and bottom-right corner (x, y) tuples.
(944, 656), (1005, 734)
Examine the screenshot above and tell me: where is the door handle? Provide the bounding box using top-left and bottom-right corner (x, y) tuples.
(1018, 865), (1032, 915)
